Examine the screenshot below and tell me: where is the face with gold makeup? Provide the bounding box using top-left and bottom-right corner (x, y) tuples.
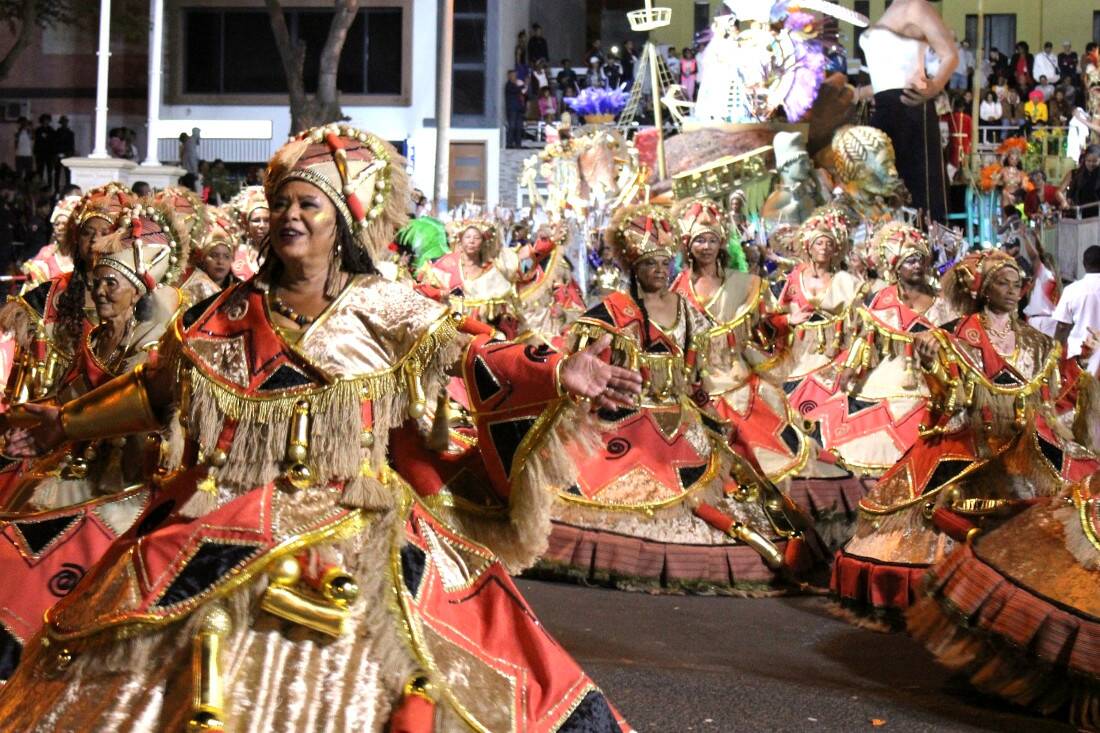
(268, 180), (339, 270)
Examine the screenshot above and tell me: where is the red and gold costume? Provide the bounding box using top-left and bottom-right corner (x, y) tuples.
(516, 225), (585, 346)
(833, 252), (1100, 624)
(0, 184), (135, 406)
(227, 185), (266, 281)
(540, 205), (821, 593)
(671, 198), (808, 483)
(178, 208), (240, 304)
(0, 126), (629, 733)
(909, 473), (1100, 732)
(791, 224), (957, 475)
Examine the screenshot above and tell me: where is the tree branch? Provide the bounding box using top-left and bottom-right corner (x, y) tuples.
(0, 0), (38, 83)
(317, 0), (358, 113)
(265, 0), (308, 117)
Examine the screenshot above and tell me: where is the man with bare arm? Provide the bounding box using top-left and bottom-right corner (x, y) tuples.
(856, 0), (958, 223)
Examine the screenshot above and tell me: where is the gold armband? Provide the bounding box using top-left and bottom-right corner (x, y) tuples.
(60, 365), (161, 442)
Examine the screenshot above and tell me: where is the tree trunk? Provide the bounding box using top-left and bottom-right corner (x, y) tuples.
(0, 0), (38, 83)
(266, 0), (359, 134)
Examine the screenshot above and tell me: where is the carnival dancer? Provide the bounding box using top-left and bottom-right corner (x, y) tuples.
(539, 204), (821, 593)
(419, 218), (556, 339)
(0, 183), (135, 407)
(0, 202), (185, 513)
(0, 124), (640, 732)
(908, 470), (1100, 732)
(671, 197), (809, 483)
(516, 220), (585, 346)
(227, 185), (267, 280)
(791, 223), (957, 476)
(20, 194), (79, 289)
(832, 250), (1099, 628)
(178, 210), (239, 304)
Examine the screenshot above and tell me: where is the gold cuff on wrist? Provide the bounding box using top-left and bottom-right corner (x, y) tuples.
(60, 365), (160, 442)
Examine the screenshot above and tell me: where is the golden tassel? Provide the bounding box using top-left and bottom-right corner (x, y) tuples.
(405, 363), (426, 419)
(188, 604), (231, 732)
(283, 399), (313, 491)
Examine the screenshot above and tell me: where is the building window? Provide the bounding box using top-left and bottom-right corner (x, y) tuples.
(964, 13), (1016, 58)
(452, 0), (488, 118)
(182, 6), (404, 96)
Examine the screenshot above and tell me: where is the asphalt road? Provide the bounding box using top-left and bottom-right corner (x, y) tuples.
(519, 580), (1071, 733)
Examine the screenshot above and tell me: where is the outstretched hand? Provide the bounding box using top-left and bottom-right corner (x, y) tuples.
(2, 403), (64, 458)
(559, 334), (644, 411)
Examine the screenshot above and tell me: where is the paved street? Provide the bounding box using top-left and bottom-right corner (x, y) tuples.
(519, 580), (1071, 733)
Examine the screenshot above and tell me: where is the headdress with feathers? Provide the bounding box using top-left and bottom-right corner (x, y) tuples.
(265, 124), (408, 264)
(445, 218), (500, 259)
(90, 202), (189, 295)
(396, 217), (449, 272)
(674, 197), (728, 251)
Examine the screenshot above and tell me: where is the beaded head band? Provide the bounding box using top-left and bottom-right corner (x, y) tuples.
(873, 222), (930, 283)
(91, 203), (188, 295)
(193, 207), (241, 260)
(265, 124), (409, 262)
(605, 204), (678, 268)
(152, 186), (207, 259)
(675, 197), (727, 252)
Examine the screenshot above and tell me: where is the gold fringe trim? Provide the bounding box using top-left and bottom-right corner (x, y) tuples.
(1058, 490), (1100, 571)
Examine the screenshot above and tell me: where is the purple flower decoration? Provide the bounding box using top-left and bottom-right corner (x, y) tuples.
(565, 85), (631, 118)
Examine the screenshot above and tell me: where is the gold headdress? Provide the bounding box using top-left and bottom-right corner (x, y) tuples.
(192, 206), (241, 260)
(831, 126), (896, 185)
(674, 197), (727, 250)
(797, 209), (850, 258)
(943, 250), (1023, 314)
(265, 124), (408, 262)
(604, 204), (678, 268)
(445, 218), (500, 258)
(65, 183), (136, 257)
(228, 185), (269, 233)
(873, 222), (931, 283)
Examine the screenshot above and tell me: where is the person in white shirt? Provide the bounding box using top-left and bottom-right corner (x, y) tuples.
(1033, 42), (1060, 85)
(1053, 245), (1100, 374)
(950, 39), (975, 90)
(1022, 230), (1060, 336)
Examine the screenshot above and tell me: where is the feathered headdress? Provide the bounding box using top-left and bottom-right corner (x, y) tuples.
(65, 182), (136, 258)
(997, 136), (1028, 157)
(151, 186), (207, 258)
(397, 217), (450, 272)
(605, 204), (677, 268)
(228, 185), (269, 235)
(91, 202), (189, 295)
(445, 218), (500, 258)
(265, 124), (408, 263)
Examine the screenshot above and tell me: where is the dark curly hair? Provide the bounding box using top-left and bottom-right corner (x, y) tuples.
(54, 260), (89, 354)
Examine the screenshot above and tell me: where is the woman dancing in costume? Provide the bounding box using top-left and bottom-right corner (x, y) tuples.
(832, 250), (1099, 628)
(227, 185), (267, 281)
(0, 125), (641, 732)
(0, 184), (135, 406)
(178, 210), (240, 304)
(539, 204), (821, 594)
(791, 223), (957, 476)
(909, 470), (1100, 732)
(671, 197), (809, 483)
(763, 210), (870, 544)
(516, 221), (586, 347)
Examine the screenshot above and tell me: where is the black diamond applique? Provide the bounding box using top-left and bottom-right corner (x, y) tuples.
(992, 370), (1022, 387)
(559, 690), (618, 732)
(678, 463), (708, 488)
(583, 302), (615, 326)
(1038, 435), (1064, 470)
(473, 357), (501, 401)
(909, 322), (930, 333)
(21, 281), (51, 317)
(780, 425), (802, 453)
(782, 380), (800, 395)
(565, 484), (583, 496)
(488, 418), (536, 478)
(12, 515), (80, 555)
(0, 625), (21, 681)
(597, 406), (637, 422)
(183, 291), (222, 328)
(770, 280), (785, 299)
(927, 459), (971, 491)
(155, 542), (259, 607)
(259, 365), (317, 392)
(401, 543), (426, 596)
(847, 395), (877, 415)
(647, 341), (671, 354)
(701, 413), (724, 434)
